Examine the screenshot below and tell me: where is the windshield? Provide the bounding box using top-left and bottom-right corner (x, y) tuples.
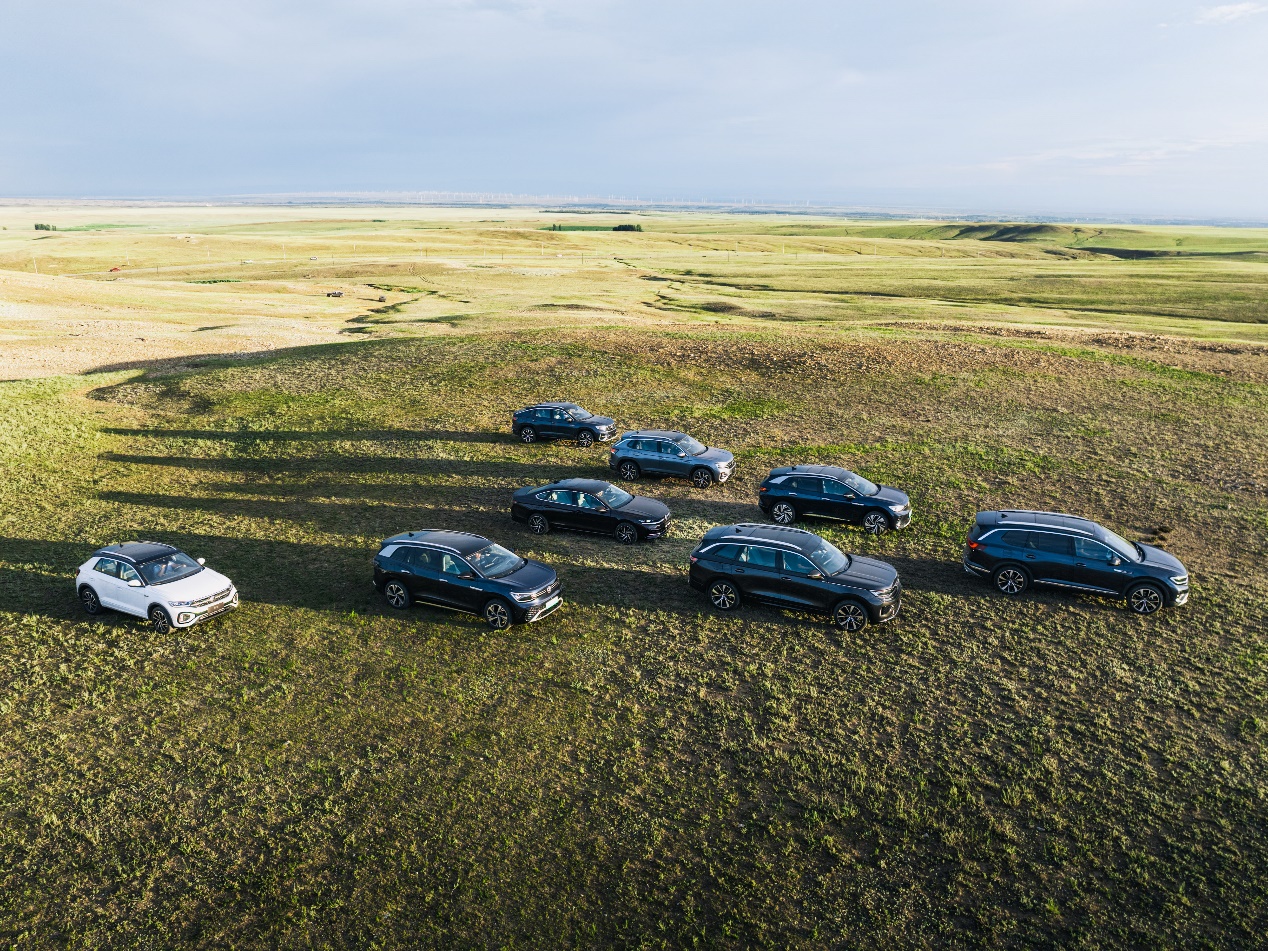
(597, 484), (634, 508)
(840, 471), (880, 496)
(1099, 528), (1141, 562)
(469, 543), (525, 579)
(568, 407), (593, 420)
(807, 541), (851, 576)
(137, 551), (203, 585)
(676, 435), (708, 456)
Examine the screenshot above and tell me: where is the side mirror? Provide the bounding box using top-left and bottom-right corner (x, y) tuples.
(127, 578), (144, 588)
(197, 557), (206, 566)
(1108, 557), (1122, 566)
(459, 571), (477, 580)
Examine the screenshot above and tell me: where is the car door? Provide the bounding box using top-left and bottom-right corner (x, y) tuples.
(784, 476), (826, 517)
(658, 440), (690, 477)
(397, 546), (446, 605)
(545, 409), (572, 440)
(1071, 537), (1130, 593)
(575, 491), (614, 533)
(542, 489), (581, 530)
(735, 545), (784, 603)
(1023, 531), (1078, 584)
(821, 478), (863, 522)
(89, 557), (127, 609)
(776, 550), (831, 609)
(113, 561), (150, 617)
(437, 552), (486, 612)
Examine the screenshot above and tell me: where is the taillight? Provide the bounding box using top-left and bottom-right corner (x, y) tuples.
(759, 486), (767, 492)
(689, 555), (698, 564)
(967, 541), (981, 550)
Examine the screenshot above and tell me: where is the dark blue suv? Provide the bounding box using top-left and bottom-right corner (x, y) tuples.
(609, 430), (735, 488)
(963, 510), (1190, 614)
(512, 402), (617, 447)
(374, 530), (563, 629)
(758, 465), (911, 534)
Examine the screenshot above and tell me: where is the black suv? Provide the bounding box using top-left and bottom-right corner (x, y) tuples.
(512, 478), (670, 543)
(374, 530), (562, 629)
(963, 510), (1190, 614)
(688, 523), (901, 631)
(512, 403), (617, 447)
(609, 430), (735, 488)
(758, 464), (911, 534)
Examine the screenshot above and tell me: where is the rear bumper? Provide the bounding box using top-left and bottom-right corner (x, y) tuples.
(963, 556), (990, 577)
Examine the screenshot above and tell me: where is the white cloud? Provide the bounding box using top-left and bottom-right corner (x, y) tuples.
(1196, 3), (1268, 23)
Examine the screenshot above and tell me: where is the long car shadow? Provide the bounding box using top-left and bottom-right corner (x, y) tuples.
(103, 427), (513, 446)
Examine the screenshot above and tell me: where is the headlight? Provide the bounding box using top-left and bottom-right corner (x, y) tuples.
(512, 590), (538, 602)
(169, 599), (194, 607)
(1170, 574), (1188, 585)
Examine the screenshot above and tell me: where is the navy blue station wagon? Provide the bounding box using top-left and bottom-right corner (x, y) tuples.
(758, 465), (912, 534)
(963, 510), (1190, 614)
(374, 530), (563, 629)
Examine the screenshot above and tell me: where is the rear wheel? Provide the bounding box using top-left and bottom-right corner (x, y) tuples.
(79, 585), (102, 615)
(771, 501), (797, 525)
(528, 513), (550, 535)
(709, 580), (740, 611)
(691, 467), (714, 489)
(993, 565), (1029, 596)
(618, 460), (640, 481)
(577, 429), (596, 448)
(1128, 583), (1164, 615)
(383, 580), (411, 610)
(833, 599), (869, 632)
(149, 605), (173, 635)
(863, 510), (892, 536)
(484, 598), (512, 630)
(520, 426), (538, 444)
(615, 521), (639, 545)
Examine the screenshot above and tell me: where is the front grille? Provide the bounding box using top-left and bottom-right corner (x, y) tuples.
(525, 597), (562, 622)
(876, 581), (900, 602)
(192, 587), (232, 608)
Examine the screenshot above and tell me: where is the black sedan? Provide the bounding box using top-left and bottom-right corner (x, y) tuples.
(511, 478), (670, 544)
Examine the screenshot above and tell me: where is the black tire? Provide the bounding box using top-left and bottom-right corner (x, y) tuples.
(618, 460), (640, 481)
(577, 429), (596, 448)
(79, 585), (102, 615)
(833, 599), (869, 632)
(1128, 583), (1165, 615)
(863, 510), (892, 536)
(149, 605), (173, 635)
(993, 564), (1029, 596)
(708, 580), (740, 611)
(528, 513), (551, 535)
(771, 501), (797, 525)
(383, 579), (411, 610)
(520, 426), (538, 444)
(615, 521), (639, 545)
(690, 467), (715, 489)
(484, 598), (512, 630)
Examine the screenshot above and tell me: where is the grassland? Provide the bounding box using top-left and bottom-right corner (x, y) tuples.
(0, 205), (1265, 948)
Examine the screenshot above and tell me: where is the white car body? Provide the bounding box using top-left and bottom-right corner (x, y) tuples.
(75, 543), (238, 629)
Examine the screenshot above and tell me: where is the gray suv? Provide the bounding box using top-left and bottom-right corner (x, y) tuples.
(609, 430), (735, 488)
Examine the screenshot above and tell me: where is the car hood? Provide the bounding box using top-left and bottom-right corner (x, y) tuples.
(152, 568), (234, 602)
(584, 415), (616, 429)
(617, 496), (671, 521)
(498, 559), (558, 593)
(695, 447), (734, 465)
(872, 486), (910, 508)
(1138, 543), (1186, 574)
(832, 555), (898, 590)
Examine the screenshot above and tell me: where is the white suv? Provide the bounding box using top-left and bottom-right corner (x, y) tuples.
(76, 542), (238, 634)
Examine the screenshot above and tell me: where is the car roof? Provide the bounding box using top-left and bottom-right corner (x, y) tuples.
(699, 522), (823, 555)
(93, 541), (178, 564)
(381, 529), (490, 556)
(976, 510), (1099, 536)
(624, 429), (688, 440)
(782, 464), (858, 480)
(553, 478), (616, 492)
(528, 401), (581, 410)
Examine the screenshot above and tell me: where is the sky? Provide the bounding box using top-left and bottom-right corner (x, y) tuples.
(2, 1), (1267, 218)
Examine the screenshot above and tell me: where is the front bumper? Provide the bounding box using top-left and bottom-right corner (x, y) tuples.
(715, 465), (734, 484)
(519, 594), (563, 623)
(174, 595), (238, 627)
(893, 511), (912, 529)
(597, 430), (618, 442)
(874, 597), (901, 623)
(639, 519), (670, 539)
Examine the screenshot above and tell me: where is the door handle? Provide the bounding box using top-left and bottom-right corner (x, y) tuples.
(780, 576), (792, 581)
(1025, 554), (1036, 559)
(734, 568), (746, 574)
(400, 569), (414, 575)
(1075, 562), (1086, 568)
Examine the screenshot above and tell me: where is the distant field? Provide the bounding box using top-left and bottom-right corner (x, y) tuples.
(0, 206), (1265, 947)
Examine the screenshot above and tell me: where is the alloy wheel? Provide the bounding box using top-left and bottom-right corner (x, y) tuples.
(995, 568), (1026, 595)
(615, 523), (638, 544)
(709, 581), (738, 610)
(149, 606), (171, 635)
(863, 512), (891, 535)
(834, 601), (868, 632)
(485, 600), (511, 629)
(384, 581), (410, 610)
(691, 468), (714, 489)
(529, 514), (550, 535)
(577, 431), (594, 448)
(520, 427), (537, 444)
(619, 461), (639, 481)
(80, 587), (101, 615)
(1130, 585), (1163, 615)
(772, 502), (796, 525)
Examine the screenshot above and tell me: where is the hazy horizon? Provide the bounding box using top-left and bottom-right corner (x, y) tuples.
(3, 1), (1266, 219)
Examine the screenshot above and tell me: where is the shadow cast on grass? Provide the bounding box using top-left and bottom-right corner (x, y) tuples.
(104, 427), (514, 446)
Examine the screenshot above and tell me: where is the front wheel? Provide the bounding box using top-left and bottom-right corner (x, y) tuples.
(863, 510), (892, 536)
(993, 565), (1029, 596)
(615, 521), (639, 545)
(149, 605), (173, 635)
(771, 502), (797, 525)
(1128, 583), (1164, 615)
(833, 599), (869, 632)
(520, 426), (538, 444)
(618, 460), (640, 481)
(709, 580), (740, 611)
(528, 513), (550, 535)
(484, 598), (512, 630)
(79, 585), (102, 615)
(383, 580), (411, 610)
(577, 430), (596, 448)
(690, 467), (715, 489)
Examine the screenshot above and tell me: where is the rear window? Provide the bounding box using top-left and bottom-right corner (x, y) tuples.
(967, 523), (983, 541)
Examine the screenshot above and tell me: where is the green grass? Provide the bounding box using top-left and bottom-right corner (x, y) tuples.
(1, 318), (1265, 946)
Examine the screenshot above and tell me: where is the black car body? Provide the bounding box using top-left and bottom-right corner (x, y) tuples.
(758, 464), (911, 534)
(688, 523), (901, 631)
(511, 478), (671, 543)
(609, 430), (735, 488)
(962, 510), (1190, 614)
(374, 529), (563, 628)
(512, 402), (617, 447)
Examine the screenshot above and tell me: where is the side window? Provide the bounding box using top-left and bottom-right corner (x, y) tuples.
(741, 546), (780, 569)
(822, 480), (851, 497)
(93, 558), (120, 578)
(1074, 537), (1113, 560)
(999, 531), (1029, 548)
(577, 493), (605, 510)
(661, 441), (686, 457)
(117, 563), (141, 584)
(547, 489), (578, 506)
(788, 477), (823, 494)
(1029, 532), (1073, 556)
(625, 440), (644, 452)
(534, 408), (552, 420)
(707, 544), (742, 562)
(553, 410), (569, 422)
(781, 551), (819, 575)
(441, 554), (471, 577)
